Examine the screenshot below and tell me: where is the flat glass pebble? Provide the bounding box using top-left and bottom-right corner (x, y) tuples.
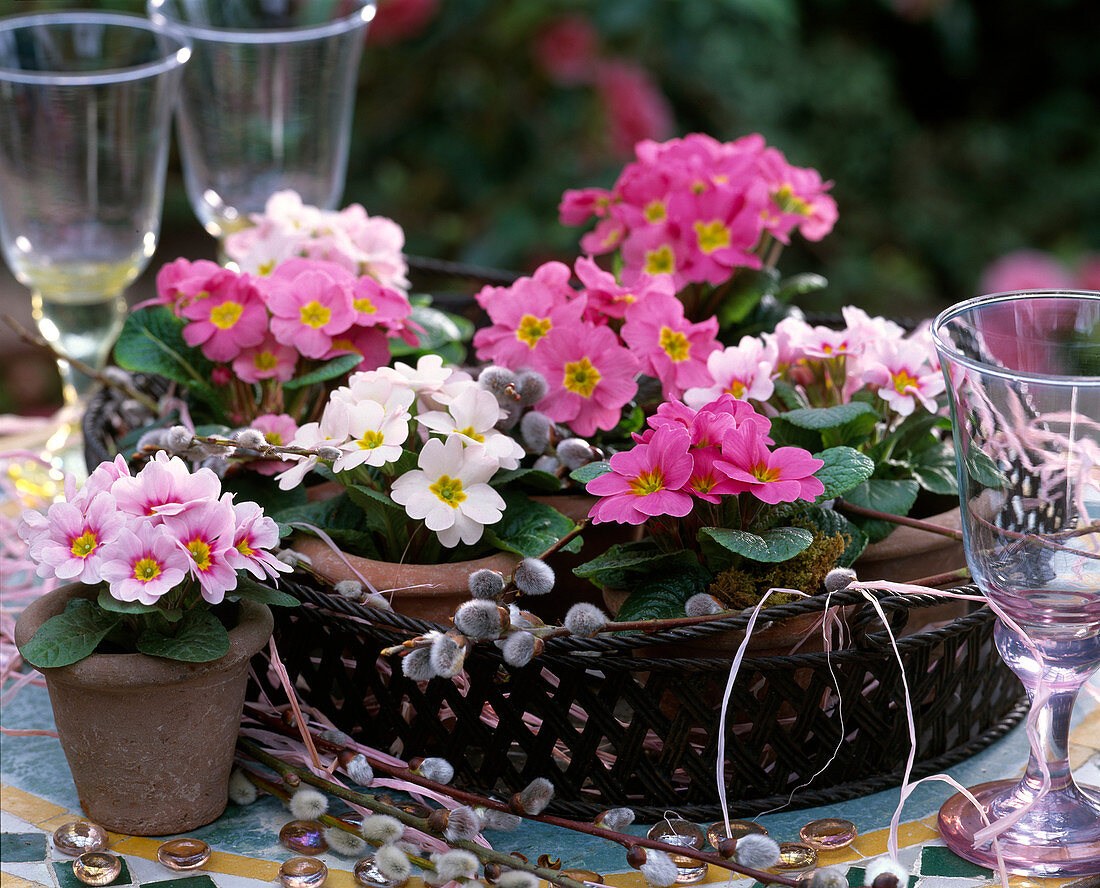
(156, 838), (211, 870)
(280, 856), (328, 888)
(280, 820), (329, 855)
(646, 820), (707, 884)
(705, 820), (767, 849)
(354, 853), (406, 887)
(799, 818), (857, 851)
(72, 851), (122, 886)
(775, 842), (818, 871)
(561, 869), (604, 884)
(53, 822), (109, 856)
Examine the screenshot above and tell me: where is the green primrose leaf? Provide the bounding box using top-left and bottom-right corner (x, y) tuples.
(135, 609), (230, 662)
(96, 589), (175, 617)
(699, 526), (815, 562)
(113, 307), (220, 407)
(19, 602), (121, 668)
(613, 565), (712, 622)
(485, 491), (581, 558)
(282, 353), (362, 390)
(781, 402), (877, 430)
(841, 478), (921, 544)
(571, 461), (612, 484)
(573, 540), (696, 588)
(812, 446), (875, 502)
(490, 467), (564, 491)
(232, 577), (299, 608)
(909, 444), (960, 496)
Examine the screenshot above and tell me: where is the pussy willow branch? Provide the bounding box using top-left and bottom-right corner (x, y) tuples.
(239, 767), (436, 872)
(504, 518), (590, 603)
(242, 717), (799, 887)
(237, 738), (592, 888)
(2, 313), (160, 413)
(835, 500), (964, 541)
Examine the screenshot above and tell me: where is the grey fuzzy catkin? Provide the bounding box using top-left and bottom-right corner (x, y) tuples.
(517, 777), (554, 814)
(497, 872), (539, 888)
(443, 805), (482, 842)
(429, 633), (466, 678)
(685, 593), (722, 616)
(317, 445), (343, 461)
(323, 826), (367, 857)
(334, 580), (364, 600)
(433, 850), (479, 882)
(361, 815), (404, 844)
(136, 429), (167, 452)
(532, 454), (560, 474)
(501, 631), (537, 667)
(478, 366), (518, 400)
(287, 787), (328, 820)
(520, 411), (553, 452)
(595, 807), (635, 830)
(514, 370), (548, 406)
(375, 844), (412, 882)
(346, 753), (374, 786)
(468, 568), (505, 599)
(166, 425), (195, 453)
(227, 769), (257, 806)
(513, 558), (555, 596)
(564, 603), (608, 637)
(863, 857), (908, 886)
(556, 438), (595, 470)
(416, 757), (454, 784)
(454, 599), (503, 639)
(496, 401), (523, 430)
(825, 567), (858, 592)
(809, 866), (849, 888)
(479, 808), (522, 831)
(402, 646), (437, 681)
(318, 728), (351, 747)
(639, 849), (678, 887)
(232, 428), (267, 450)
(735, 834), (781, 870)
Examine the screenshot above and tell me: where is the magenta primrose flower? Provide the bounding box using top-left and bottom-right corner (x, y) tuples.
(620, 293), (720, 398)
(99, 522), (191, 605)
(587, 425), (695, 525)
(716, 424), (825, 505)
(264, 265), (357, 359)
(179, 269), (267, 362)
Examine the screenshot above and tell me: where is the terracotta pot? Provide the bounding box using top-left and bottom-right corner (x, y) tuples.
(854, 506), (964, 586)
(14, 584), (273, 836)
(291, 535), (520, 624)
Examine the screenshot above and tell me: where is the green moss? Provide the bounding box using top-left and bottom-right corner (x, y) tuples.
(709, 530), (847, 609)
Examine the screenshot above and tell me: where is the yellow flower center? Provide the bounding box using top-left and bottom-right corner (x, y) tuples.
(186, 537), (213, 571)
(725, 379), (747, 398)
(752, 463), (781, 483)
(659, 326), (691, 362)
(694, 220), (731, 254)
(429, 474), (467, 508)
(210, 301), (244, 330)
(357, 430), (385, 450)
(892, 370), (920, 393)
(562, 357), (601, 398)
(253, 351), (278, 371)
(265, 432), (283, 445)
(235, 538), (254, 557)
(693, 473), (717, 494)
(516, 314), (552, 348)
(132, 557), (162, 582)
(644, 245), (676, 276)
(354, 296), (378, 314)
(775, 184), (811, 216)
(644, 200), (666, 223)
(457, 425), (485, 443)
(258, 259), (276, 276)
(300, 301), (332, 329)
(69, 530), (98, 558)
(629, 469), (665, 496)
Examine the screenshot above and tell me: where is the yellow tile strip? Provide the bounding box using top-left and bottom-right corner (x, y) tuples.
(0, 786), (67, 825)
(0, 872), (48, 888)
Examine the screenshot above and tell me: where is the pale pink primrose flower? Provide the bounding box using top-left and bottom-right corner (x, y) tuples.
(249, 413), (300, 476)
(716, 425), (824, 505)
(580, 215), (628, 256)
(862, 339), (945, 417)
(75, 454), (132, 506)
(333, 398), (411, 471)
(111, 452), (221, 521)
(798, 324), (859, 361)
(621, 294), (720, 398)
(163, 500), (239, 604)
(390, 436), (506, 548)
(99, 522), (191, 605)
(225, 497), (291, 581)
(586, 425), (694, 525)
(276, 408), (351, 490)
(224, 225), (301, 276)
(417, 384), (525, 469)
(179, 271), (267, 362)
(841, 306), (905, 343)
(24, 492), (124, 583)
(265, 265), (356, 359)
(533, 321), (640, 437)
(757, 148), (838, 244)
(684, 335), (777, 408)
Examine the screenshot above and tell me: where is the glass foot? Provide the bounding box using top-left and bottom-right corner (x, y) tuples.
(938, 779), (1100, 877)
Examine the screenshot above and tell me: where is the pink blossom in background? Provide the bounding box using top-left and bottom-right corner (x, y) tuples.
(587, 425), (694, 524)
(620, 293), (720, 397)
(178, 272), (267, 362)
(232, 334), (299, 384)
(533, 321), (640, 437)
(979, 249), (1075, 295)
(1076, 253), (1100, 290)
(533, 15), (600, 85)
(366, 0), (439, 45)
(594, 60), (674, 158)
(716, 425), (824, 505)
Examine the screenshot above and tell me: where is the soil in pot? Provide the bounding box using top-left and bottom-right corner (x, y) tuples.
(14, 584), (273, 836)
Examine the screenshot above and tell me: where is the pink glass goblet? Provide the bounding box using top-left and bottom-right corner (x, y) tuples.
(933, 290), (1100, 877)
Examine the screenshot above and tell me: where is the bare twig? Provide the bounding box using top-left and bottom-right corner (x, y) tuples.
(836, 500), (964, 541)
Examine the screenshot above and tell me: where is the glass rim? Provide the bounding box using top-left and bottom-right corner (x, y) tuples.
(932, 289), (1100, 386)
(0, 11), (190, 85)
(146, 0), (376, 45)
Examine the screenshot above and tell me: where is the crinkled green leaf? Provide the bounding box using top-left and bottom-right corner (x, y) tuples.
(614, 565), (712, 622)
(572, 461), (612, 485)
(282, 353), (362, 390)
(776, 272), (828, 301)
(113, 307), (219, 406)
(231, 577), (299, 608)
(798, 505), (867, 567)
(782, 402), (877, 430)
(135, 608), (229, 662)
(574, 540), (696, 588)
(842, 478), (921, 543)
(19, 600), (121, 668)
(491, 467), (563, 491)
(812, 446), (876, 502)
(771, 379), (810, 410)
(909, 444), (960, 496)
(699, 526), (814, 562)
(485, 491), (581, 558)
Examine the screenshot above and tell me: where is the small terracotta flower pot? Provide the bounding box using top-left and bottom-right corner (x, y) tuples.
(14, 584), (273, 836)
(290, 535), (520, 624)
(854, 506), (965, 585)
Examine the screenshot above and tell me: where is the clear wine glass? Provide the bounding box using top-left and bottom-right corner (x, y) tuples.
(0, 11), (189, 439)
(933, 290), (1100, 877)
(146, 0), (376, 242)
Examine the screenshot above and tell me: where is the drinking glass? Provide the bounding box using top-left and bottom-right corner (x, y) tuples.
(0, 12), (189, 417)
(933, 290), (1100, 876)
(146, 0), (376, 241)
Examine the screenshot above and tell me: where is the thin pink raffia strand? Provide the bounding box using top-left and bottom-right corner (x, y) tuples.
(286, 521), (380, 594)
(265, 635), (324, 770)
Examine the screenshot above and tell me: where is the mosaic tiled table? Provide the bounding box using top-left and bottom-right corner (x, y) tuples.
(2, 676), (1098, 888)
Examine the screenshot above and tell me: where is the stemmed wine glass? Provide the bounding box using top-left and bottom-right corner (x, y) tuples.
(0, 11), (189, 453)
(933, 290), (1100, 877)
(146, 0), (376, 242)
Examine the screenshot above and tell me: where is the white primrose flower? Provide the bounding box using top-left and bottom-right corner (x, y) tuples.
(390, 435), (505, 548)
(418, 384), (524, 469)
(333, 399), (412, 471)
(276, 404), (351, 490)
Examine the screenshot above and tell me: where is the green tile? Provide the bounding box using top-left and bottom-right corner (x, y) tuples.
(918, 846), (994, 878)
(0, 832), (48, 862)
(52, 855), (132, 888)
(142, 878), (220, 888)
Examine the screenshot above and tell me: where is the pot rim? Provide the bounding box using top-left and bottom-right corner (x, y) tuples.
(13, 583), (273, 689)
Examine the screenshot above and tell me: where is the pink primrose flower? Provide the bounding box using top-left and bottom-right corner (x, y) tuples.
(621, 294), (720, 397)
(841, 306), (905, 343)
(146, 257), (224, 312)
(473, 261), (586, 367)
(99, 522), (191, 605)
(559, 187), (614, 227)
(349, 276), (413, 330)
(111, 452), (221, 521)
(26, 492), (124, 583)
(325, 324), (392, 372)
(757, 147), (838, 243)
(225, 496), (290, 581)
(179, 270), (267, 362)
(75, 454), (132, 506)
(580, 216), (628, 256)
(575, 256), (675, 322)
(248, 413), (299, 476)
(341, 210), (410, 293)
(979, 249), (1074, 295)
(264, 263), (357, 359)
(716, 425), (824, 505)
(533, 321), (640, 437)
(862, 338), (945, 417)
(686, 447), (745, 503)
(163, 499), (239, 603)
(593, 59), (674, 158)
(619, 223), (690, 287)
(586, 425), (694, 524)
(683, 334), (776, 408)
(232, 333), (299, 383)
(533, 15), (600, 85)
(1077, 253), (1100, 290)
(666, 183), (766, 286)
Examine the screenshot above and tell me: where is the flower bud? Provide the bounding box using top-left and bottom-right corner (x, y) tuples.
(468, 568), (506, 599)
(564, 603), (608, 637)
(513, 558), (555, 596)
